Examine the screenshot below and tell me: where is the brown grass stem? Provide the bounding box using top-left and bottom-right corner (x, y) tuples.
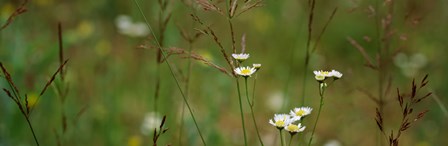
(310, 8), (338, 54)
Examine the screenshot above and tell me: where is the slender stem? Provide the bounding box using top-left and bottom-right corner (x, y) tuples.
(300, 67), (308, 106)
(133, 0), (206, 145)
(251, 74), (257, 106)
(236, 78), (248, 146)
(279, 129), (285, 146)
(288, 135), (294, 146)
(308, 84), (324, 146)
(245, 78), (264, 146)
(25, 116), (39, 146)
(179, 42), (194, 146)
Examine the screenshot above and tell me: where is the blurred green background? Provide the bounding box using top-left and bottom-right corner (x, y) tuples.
(1, 0), (447, 145)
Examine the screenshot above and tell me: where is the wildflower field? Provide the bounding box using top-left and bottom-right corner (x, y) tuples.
(1, 0), (448, 146)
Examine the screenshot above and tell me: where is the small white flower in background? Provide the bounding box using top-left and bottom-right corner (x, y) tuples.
(266, 91), (284, 111)
(329, 70), (343, 78)
(324, 139), (342, 146)
(269, 114), (291, 129)
(234, 66), (256, 77)
(290, 107), (312, 121)
(284, 123), (306, 134)
(115, 15), (150, 37)
(394, 53), (427, 78)
(232, 53), (250, 62)
(141, 112), (162, 135)
(253, 63), (261, 70)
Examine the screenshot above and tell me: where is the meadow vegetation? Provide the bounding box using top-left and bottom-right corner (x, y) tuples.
(1, 0), (447, 146)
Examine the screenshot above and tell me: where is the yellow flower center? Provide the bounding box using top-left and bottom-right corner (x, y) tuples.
(315, 75), (325, 80)
(286, 124), (299, 131)
(296, 110), (305, 116)
(241, 69), (251, 75)
(275, 120), (285, 127)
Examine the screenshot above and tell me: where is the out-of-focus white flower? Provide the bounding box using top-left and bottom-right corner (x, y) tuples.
(324, 139), (342, 146)
(266, 91), (283, 111)
(394, 53), (427, 78)
(290, 107), (313, 121)
(141, 112), (162, 135)
(284, 123), (306, 134)
(115, 15), (150, 37)
(234, 66), (256, 77)
(232, 53), (250, 62)
(269, 114), (292, 129)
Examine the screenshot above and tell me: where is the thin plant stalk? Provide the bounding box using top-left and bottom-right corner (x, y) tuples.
(301, 0), (317, 107)
(308, 83), (325, 146)
(244, 78), (264, 146)
(133, 0), (206, 145)
(25, 117), (39, 146)
(279, 130), (285, 146)
(178, 42), (194, 146)
(288, 135), (294, 146)
(236, 78), (248, 146)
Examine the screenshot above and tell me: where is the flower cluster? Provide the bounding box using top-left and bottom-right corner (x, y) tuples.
(232, 53), (261, 77)
(269, 107), (312, 135)
(313, 70), (342, 82)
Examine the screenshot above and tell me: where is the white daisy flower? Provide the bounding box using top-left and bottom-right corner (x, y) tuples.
(290, 107), (312, 121)
(313, 70), (331, 77)
(284, 123), (306, 134)
(253, 64), (261, 70)
(313, 70), (330, 81)
(315, 75), (325, 81)
(329, 70), (343, 78)
(232, 53), (250, 62)
(234, 66), (256, 77)
(269, 114), (292, 129)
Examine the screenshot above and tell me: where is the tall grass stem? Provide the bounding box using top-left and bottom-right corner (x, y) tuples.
(133, 0), (206, 145)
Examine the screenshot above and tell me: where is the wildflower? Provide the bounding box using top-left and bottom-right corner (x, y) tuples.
(315, 75), (325, 81)
(290, 107), (312, 121)
(234, 66), (256, 77)
(269, 114), (291, 129)
(115, 15), (150, 37)
(313, 70), (331, 77)
(313, 70), (330, 82)
(329, 70), (343, 78)
(232, 53), (250, 62)
(284, 123), (306, 135)
(253, 63), (261, 70)
(141, 112), (162, 135)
